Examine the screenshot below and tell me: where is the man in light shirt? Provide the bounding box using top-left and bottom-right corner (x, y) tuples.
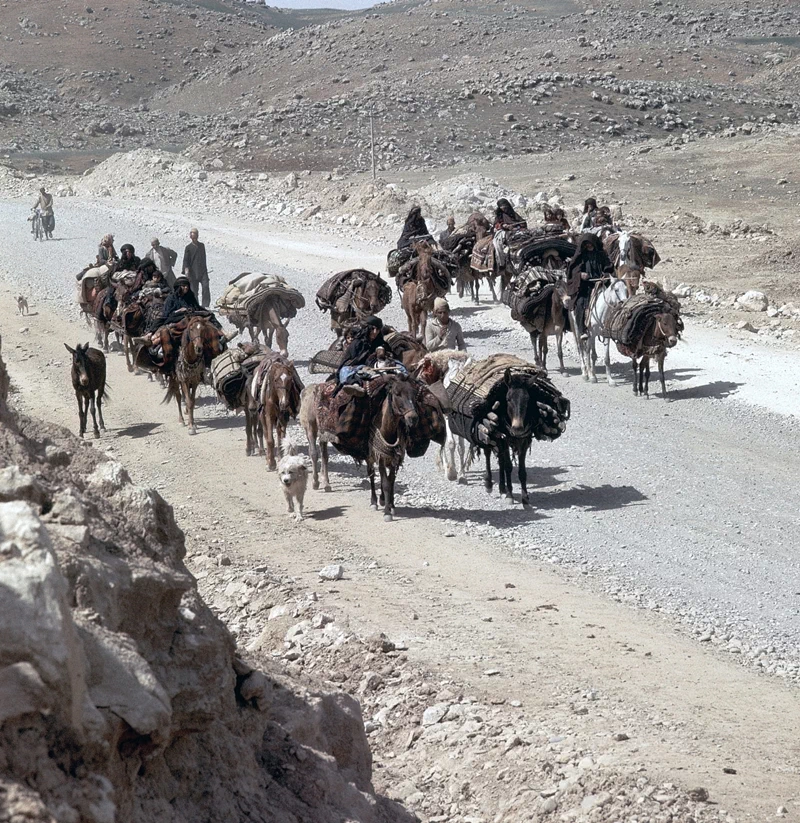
(425, 298), (467, 352)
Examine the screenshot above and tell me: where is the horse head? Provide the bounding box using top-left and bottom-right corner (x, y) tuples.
(65, 342), (91, 387)
(504, 368), (531, 439)
(187, 319), (206, 359)
(387, 374), (419, 430)
(272, 362), (295, 413)
(654, 313), (680, 348)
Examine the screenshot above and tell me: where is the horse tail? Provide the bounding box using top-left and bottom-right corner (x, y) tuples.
(162, 375), (181, 406)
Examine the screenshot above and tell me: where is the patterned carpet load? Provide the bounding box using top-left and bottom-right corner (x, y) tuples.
(446, 354), (571, 446)
(602, 282), (681, 347)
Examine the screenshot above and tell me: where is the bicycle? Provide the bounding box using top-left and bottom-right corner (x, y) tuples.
(30, 208), (44, 241)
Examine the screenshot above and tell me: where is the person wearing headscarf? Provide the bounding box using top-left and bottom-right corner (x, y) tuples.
(438, 216), (457, 246)
(580, 197), (598, 231)
(425, 297), (466, 352)
(544, 206), (570, 232)
(397, 206), (430, 250)
(336, 315), (386, 395)
(97, 234), (117, 265)
(162, 275), (201, 322)
(494, 198), (527, 231)
(565, 234), (614, 339)
(118, 243), (141, 272)
(492, 198), (527, 269)
(145, 237), (178, 285)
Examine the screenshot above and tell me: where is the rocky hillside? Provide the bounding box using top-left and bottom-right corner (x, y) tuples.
(2, 0), (800, 173)
(0, 338), (410, 823)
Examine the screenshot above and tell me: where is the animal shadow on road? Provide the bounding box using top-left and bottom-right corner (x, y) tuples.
(203, 415), (248, 431)
(309, 505), (349, 521)
(451, 306), (492, 317)
(464, 328), (505, 340)
(665, 380), (743, 401)
(116, 422), (161, 439)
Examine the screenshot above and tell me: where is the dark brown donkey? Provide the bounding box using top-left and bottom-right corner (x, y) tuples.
(65, 343), (107, 439)
(623, 312), (681, 398)
(164, 316), (227, 435)
(253, 355), (304, 470)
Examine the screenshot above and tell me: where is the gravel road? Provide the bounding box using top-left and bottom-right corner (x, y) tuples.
(3, 196), (800, 681)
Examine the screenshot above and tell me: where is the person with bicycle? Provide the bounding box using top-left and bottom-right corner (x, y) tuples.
(32, 187), (55, 238)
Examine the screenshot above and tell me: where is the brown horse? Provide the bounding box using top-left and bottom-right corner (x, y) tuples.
(164, 316), (227, 434)
(91, 286), (118, 352)
(299, 383), (334, 492)
(619, 312), (681, 398)
(253, 355), (303, 470)
(401, 240), (449, 339)
(330, 274), (388, 341)
(367, 374), (424, 521)
(520, 287), (568, 374)
(604, 232), (660, 296)
(65, 343), (107, 439)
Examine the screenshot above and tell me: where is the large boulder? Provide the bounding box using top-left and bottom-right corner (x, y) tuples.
(736, 290), (768, 312)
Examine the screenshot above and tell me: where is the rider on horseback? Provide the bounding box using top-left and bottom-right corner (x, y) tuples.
(566, 234), (614, 340)
(335, 315), (388, 396)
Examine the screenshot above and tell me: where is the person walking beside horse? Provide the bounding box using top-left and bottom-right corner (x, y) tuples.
(182, 228), (210, 307)
(425, 298), (467, 352)
(33, 187), (55, 238)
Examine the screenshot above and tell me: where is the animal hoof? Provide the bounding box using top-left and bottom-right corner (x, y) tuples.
(188, 427), (197, 436)
(324, 485), (332, 493)
(521, 495), (530, 506)
(446, 469), (457, 482)
(457, 476), (468, 485)
(582, 373), (590, 382)
(370, 504), (378, 511)
(590, 375), (598, 384)
(312, 480), (320, 490)
(266, 464), (277, 472)
(383, 513), (393, 522)
(93, 431), (100, 440)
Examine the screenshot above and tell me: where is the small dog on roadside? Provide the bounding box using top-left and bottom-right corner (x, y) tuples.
(277, 441), (309, 521)
(17, 296), (29, 316)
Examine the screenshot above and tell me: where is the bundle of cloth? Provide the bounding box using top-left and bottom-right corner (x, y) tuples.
(217, 272), (305, 321)
(503, 267), (560, 322)
(330, 374), (445, 461)
(315, 268), (393, 326)
(210, 343), (268, 410)
(602, 281), (681, 347)
(516, 236), (577, 270)
(446, 354), (570, 447)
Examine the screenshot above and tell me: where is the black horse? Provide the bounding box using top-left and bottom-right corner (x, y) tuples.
(65, 343), (107, 438)
(481, 368), (569, 504)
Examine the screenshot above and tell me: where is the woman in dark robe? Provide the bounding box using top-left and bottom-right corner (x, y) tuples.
(565, 234), (614, 338)
(494, 198), (527, 230)
(397, 206), (430, 250)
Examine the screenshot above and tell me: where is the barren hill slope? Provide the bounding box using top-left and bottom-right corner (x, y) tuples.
(3, 0), (800, 172)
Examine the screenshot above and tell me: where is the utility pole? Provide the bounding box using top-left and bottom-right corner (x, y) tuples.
(369, 105), (376, 181)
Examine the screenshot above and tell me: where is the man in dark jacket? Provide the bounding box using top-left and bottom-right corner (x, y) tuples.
(182, 228), (210, 307)
(118, 243), (141, 272)
(162, 276), (200, 321)
(565, 234), (614, 338)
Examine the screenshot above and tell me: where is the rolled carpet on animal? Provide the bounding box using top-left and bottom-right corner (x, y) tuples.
(446, 354), (571, 446)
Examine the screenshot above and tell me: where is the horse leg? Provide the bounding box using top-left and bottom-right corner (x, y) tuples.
(518, 444), (529, 505)
(473, 278), (480, 305)
(556, 326), (566, 374)
(498, 443), (511, 500)
(418, 310), (427, 342)
(483, 447), (493, 493)
(306, 424), (320, 489)
(540, 333), (549, 372)
(188, 383), (198, 435)
(588, 333), (598, 383)
(386, 462), (397, 521)
(445, 424), (457, 481)
(530, 331), (542, 367)
(369, 460), (378, 511)
(89, 392), (100, 439)
(379, 460), (393, 521)
(632, 358), (639, 396)
(96, 390), (106, 432)
(643, 357), (651, 398)
(658, 353), (667, 398)
(457, 437), (468, 483)
(605, 339), (615, 386)
(264, 411), (277, 471)
(245, 408), (254, 456)
(320, 442), (331, 492)
(77, 394), (87, 438)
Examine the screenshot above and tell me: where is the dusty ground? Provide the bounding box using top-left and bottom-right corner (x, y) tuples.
(1, 187), (799, 820)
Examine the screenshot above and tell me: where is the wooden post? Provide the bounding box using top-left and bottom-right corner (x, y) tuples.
(369, 105), (376, 181)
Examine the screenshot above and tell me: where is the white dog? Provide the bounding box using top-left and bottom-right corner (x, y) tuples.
(278, 441), (309, 521)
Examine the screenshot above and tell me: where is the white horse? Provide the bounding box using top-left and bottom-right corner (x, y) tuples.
(430, 353), (471, 482)
(584, 278), (629, 384)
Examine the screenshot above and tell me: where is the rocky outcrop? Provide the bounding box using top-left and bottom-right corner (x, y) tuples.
(0, 341), (411, 823)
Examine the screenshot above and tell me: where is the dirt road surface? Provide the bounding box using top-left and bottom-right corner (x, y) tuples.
(2, 198), (799, 819)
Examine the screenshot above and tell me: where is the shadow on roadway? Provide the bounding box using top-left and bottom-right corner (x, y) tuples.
(666, 380), (743, 401)
(116, 421), (162, 439)
(309, 505), (349, 521)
